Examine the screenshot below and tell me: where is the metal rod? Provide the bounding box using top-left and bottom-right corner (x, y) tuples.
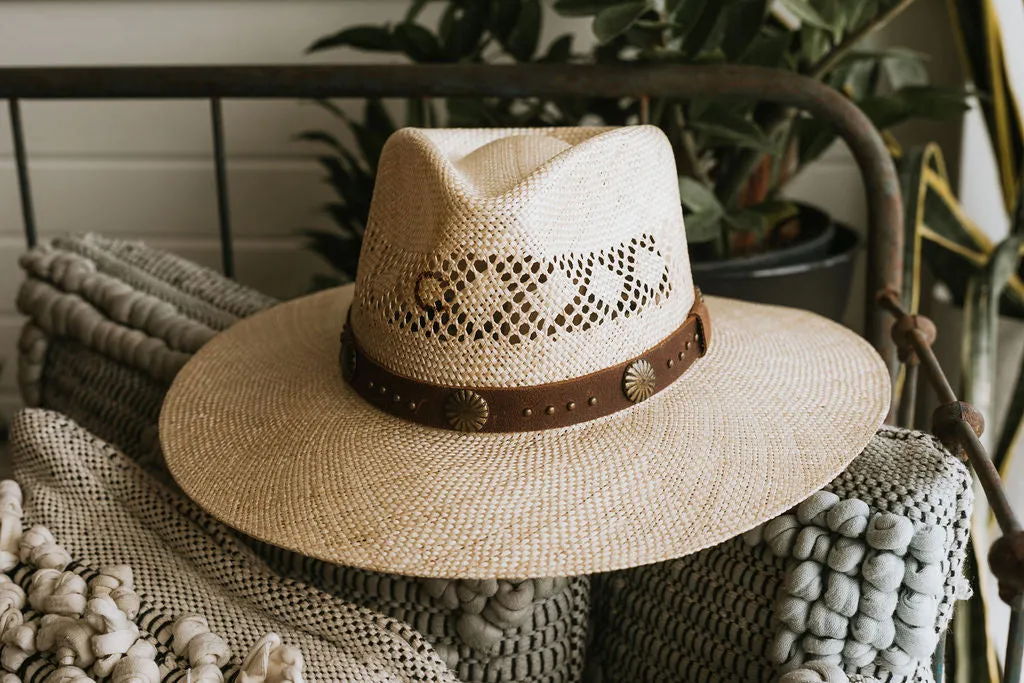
(898, 362), (918, 428)
(1008, 607), (1023, 683)
(879, 291), (1021, 536)
(957, 422), (1021, 535)
(209, 97), (234, 278)
(0, 64), (902, 359)
(8, 98), (37, 248)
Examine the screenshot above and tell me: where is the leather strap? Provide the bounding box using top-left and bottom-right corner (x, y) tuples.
(340, 289), (711, 433)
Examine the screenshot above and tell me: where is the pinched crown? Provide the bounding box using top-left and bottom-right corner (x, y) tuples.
(350, 126), (695, 388)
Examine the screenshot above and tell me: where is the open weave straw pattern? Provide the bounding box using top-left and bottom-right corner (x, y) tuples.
(351, 126), (694, 387)
(589, 427), (972, 683)
(8, 408), (458, 682)
(16, 236), (590, 683)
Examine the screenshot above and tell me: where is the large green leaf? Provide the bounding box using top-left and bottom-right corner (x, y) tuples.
(593, 2), (649, 45)
(679, 176), (724, 243)
(440, 2), (488, 61)
(777, 0), (832, 29)
(739, 29), (792, 67)
(826, 52), (882, 97)
(539, 34), (575, 63)
(307, 25), (395, 54)
(723, 208), (768, 238)
(293, 130), (345, 154)
(962, 237), (1023, 423)
(799, 24), (831, 66)
(504, 0), (542, 60)
(393, 22), (444, 62)
(720, 0), (772, 60)
(878, 47), (929, 89)
(690, 116), (776, 153)
(679, 176), (721, 214)
(859, 86), (970, 130)
(489, 0), (522, 42)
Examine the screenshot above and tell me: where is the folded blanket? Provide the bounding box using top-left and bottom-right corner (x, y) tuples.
(7, 408), (458, 682)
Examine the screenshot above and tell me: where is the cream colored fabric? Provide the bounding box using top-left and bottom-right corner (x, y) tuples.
(9, 408), (458, 682)
(160, 126), (891, 579)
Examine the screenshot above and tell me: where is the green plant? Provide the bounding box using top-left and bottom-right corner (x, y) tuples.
(895, 4), (1024, 680)
(298, 0), (967, 283)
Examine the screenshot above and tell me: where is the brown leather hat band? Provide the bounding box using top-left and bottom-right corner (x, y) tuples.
(340, 290), (711, 433)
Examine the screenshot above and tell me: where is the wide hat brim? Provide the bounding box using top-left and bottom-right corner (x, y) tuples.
(160, 285), (890, 579)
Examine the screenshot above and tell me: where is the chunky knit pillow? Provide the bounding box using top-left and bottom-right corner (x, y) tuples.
(589, 426), (973, 683)
(16, 235), (590, 683)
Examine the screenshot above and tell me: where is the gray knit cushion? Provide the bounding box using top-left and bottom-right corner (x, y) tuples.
(589, 427), (972, 683)
(16, 235), (589, 683)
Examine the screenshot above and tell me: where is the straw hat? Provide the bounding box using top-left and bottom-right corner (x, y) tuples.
(160, 126), (890, 579)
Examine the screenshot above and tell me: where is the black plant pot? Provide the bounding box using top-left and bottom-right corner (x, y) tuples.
(690, 205), (858, 322)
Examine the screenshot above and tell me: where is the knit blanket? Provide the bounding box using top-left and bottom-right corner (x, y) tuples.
(6, 408), (458, 683)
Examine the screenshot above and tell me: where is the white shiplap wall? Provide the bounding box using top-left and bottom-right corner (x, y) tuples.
(0, 1), (959, 419)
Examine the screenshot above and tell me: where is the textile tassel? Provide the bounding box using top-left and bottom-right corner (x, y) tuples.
(173, 615), (230, 682)
(20, 526), (71, 571)
(238, 633), (305, 683)
(44, 666), (96, 682)
(0, 482), (23, 572)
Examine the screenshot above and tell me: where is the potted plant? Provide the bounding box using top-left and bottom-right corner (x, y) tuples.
(300, 0), (966, 322)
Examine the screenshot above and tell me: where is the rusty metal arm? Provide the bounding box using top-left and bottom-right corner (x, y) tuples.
(879, 289), (1024, 683)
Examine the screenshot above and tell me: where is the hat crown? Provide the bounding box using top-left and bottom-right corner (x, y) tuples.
(350, 126), (695, 387)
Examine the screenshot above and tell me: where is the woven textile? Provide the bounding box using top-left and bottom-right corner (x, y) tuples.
(16, 235), (590, 683)
(8, 407), (457, 682)
(589, 427), (972, 683)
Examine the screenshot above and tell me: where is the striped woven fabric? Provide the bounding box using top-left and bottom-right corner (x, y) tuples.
(7, 408), (456, 682)
(15, 235), (589, 683)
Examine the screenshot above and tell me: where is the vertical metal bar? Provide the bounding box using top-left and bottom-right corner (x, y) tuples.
(898, 362), (919, 428)
(1007, 606), (1023, 683)
(209, 97), (235, 278)
(8, 99), (37, 248)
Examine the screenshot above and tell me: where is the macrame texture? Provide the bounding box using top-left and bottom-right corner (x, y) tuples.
(589, 427), (972, 683)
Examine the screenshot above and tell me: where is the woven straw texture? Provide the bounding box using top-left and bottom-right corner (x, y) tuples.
(162, 281), (889, 579)
(16, 235), (590, 683)
(162, 126), (890, 578)
(352, 126), (692, 387)
(8, 408), (458, 682)
(589, 426), (972, 683)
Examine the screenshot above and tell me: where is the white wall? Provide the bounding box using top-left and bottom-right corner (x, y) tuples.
(0, 0), (960, 420)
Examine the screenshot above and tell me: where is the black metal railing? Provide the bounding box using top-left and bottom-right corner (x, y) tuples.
(0, 63), (1018, 682)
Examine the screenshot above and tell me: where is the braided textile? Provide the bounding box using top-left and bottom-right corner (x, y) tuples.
(589, 427), (972, 683)
(16, 236), (589, 683)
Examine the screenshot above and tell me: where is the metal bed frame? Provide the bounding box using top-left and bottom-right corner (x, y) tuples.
(0, 63), (1019, 682)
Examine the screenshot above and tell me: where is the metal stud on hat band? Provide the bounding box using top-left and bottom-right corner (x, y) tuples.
(340, 288), (711, 433)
